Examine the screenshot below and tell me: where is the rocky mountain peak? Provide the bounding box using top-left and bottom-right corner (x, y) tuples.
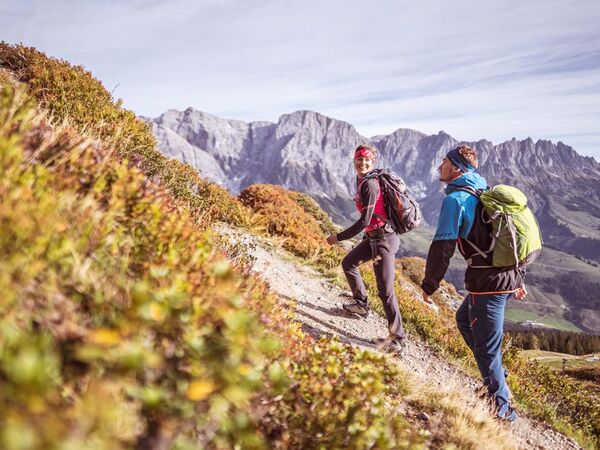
(150, 107), (600, 265)
(276, 110), (358, 142)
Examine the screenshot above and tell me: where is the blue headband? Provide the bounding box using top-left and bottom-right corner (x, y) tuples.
(446, 147), (475, 173)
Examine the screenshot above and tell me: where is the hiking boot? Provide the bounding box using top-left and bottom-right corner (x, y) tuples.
(476, 385), (491, 402)
(373, 337), (405, 355)
(496, 406), (518, 423)
(342, 301), (370, 317)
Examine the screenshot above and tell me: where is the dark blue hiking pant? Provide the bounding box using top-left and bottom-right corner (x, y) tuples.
(456, 292), (511, 418)
(341, 232), (406, 340)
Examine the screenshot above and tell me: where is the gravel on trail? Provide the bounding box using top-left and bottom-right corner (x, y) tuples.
(217, 224), (582, 450)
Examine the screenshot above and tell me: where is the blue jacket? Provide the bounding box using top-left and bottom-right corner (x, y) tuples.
(433, 171), (487, 241)
(422, 171), (523, 295)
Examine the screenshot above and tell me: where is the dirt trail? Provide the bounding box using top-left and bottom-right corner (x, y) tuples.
(217, 225), (581, 450)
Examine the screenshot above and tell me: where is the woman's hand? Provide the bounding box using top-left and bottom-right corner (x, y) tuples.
(326, 234), (338, 245)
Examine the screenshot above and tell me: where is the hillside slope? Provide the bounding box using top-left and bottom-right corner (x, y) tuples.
(215, 224), (581, 450)
(0, 44), (428, 449)
(0, 42), (598, 449)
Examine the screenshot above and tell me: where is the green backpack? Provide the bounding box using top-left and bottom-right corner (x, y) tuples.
(458, 185), (543, 268)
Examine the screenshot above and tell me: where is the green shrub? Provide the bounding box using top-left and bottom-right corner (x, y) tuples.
(262, 334), (424, 449)
(0, 85), (287, 449)
(0, 42), (155, 160)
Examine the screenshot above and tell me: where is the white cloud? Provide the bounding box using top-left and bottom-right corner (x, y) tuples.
(2, 0), (600, 158)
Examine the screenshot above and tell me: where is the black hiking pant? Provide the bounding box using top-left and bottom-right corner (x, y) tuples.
(341, 232), (406, 340)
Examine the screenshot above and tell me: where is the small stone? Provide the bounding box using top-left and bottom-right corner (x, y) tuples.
(417, 412), (430, 422)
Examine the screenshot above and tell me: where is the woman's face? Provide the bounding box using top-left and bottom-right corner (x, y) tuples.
(354, 155), (374, 176)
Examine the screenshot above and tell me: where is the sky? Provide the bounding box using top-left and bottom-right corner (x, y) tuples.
(2, 0), (600, 159)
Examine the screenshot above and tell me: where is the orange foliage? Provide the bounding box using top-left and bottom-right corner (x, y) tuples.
(239, 184), (344, 268)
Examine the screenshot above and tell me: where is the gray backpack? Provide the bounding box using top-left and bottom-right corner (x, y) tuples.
(362, 169), (422, 234)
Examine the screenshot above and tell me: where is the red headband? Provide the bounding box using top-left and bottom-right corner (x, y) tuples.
(354, 147), (375, 160)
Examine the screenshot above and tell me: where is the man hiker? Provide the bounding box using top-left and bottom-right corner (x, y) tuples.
(420, 144), (526, 422)
(326, 144), (406, 354)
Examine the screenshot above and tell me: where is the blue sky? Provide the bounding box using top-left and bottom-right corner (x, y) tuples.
(3, 0), (600, 159)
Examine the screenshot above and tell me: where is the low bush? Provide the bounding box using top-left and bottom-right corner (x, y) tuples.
(239, 184), (344, 270)
(0, 85), (291, 448)
(260, 333), (425, 449)
(289, 191), (339, 235)
(0, 42), (154, 161)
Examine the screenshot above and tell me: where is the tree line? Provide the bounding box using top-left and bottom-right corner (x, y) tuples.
(508, 327), (600, 356)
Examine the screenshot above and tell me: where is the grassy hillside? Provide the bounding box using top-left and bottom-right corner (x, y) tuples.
(504, 307), (582, 332)
(1, 42), (517, 450)
(0, 44), (426, 449)
(0, 42), (598, 449)
(522, 350), (600, 395)
(0, 84), (288, 449)
(522, 350), (600, 370)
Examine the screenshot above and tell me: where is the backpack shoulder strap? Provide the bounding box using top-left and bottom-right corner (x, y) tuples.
(453, 186), (484, 197)
(360, 171), (389, 222)
(357, 173), (379, 195)
(456, 186), (495, 266)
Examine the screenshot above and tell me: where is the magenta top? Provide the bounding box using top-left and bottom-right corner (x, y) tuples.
(354, 177), (387, 232)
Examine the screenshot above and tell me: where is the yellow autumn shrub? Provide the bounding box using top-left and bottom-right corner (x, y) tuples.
(0, 85), (286, 449)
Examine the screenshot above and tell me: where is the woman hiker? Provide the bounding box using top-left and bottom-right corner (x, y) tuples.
(326, 144), (406, 354)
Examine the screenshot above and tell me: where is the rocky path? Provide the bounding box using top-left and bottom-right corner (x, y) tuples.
(217, 225), (582, 450)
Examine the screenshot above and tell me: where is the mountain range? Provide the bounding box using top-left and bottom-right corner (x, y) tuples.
(147, 108), (600, 333)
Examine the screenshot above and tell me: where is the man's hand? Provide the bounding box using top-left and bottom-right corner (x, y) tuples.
(514, 285), (528, 300)
(326, 234), (338, 245)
